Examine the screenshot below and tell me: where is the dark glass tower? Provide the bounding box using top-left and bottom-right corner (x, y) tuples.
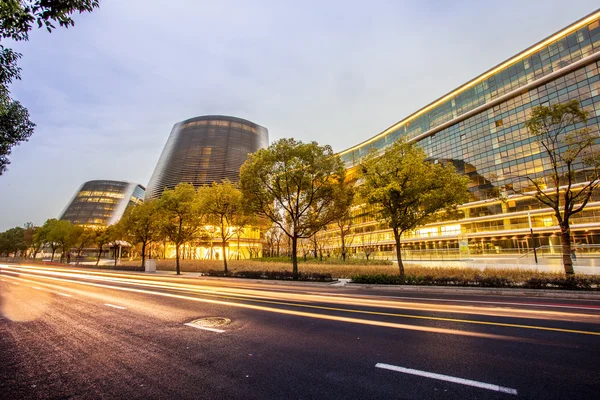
(146, 115), (268, 200)
(59, 180), (145, 227)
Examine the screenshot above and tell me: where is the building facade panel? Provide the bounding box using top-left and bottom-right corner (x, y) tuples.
(59, 180), (145, 227)
(145, 115), (269, 200)
(334, 11), (600, 257)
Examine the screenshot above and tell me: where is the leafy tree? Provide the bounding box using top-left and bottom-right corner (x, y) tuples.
(198, 180), (245, 273)
(0, 226), (26, 256)
(361, 227), (379, 261)
(71, 225), (94, 264)
(0, 0), (99, 174)
(46, 219), (76, 263)
(158, 183), (205, 275)
(331, 184), (354, 261)
(0, 94), (35, 174)
(359, 139), (469, 276)
(38, 218), (60, 261)
(22, 221), (38, 257)
(264, 225), (284, 257)
(119, 200), (161, 268)
(524, 100), (600, 275)
(92, 226), (110, 266)
(240, 138), (346, 278)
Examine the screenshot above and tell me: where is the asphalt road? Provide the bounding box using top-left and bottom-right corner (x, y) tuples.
(1, 264), (599, 400)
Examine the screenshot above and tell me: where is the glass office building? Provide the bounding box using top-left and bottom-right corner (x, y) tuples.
(145, 115), (269, 200)
(59, 180), (145, 227)
(336, 10), (600, 256)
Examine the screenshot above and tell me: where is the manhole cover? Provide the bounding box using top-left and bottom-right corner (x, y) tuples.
(188, 317), (231, 328)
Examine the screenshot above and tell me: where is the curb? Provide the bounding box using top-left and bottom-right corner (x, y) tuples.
(345, 283), (600, 299)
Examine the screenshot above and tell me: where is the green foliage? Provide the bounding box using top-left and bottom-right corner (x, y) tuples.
(358, 138), (469, 275)
(198, 180), (246, 273)
(0, 94), (35, 173)
(524, 100), (600, 276)
(0, 0), (99, 175)
(240, 138), (346, 278)
(158, 183), (206, 274)
(0, 0), (99, 41)
(351, 272), (600, 290)
(118, 200), (161, 267)
(204, 269), (334, 282)
(0, 225), (27, 256)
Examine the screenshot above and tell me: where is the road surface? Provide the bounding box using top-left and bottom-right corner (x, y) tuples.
(1, 264), (599, 399)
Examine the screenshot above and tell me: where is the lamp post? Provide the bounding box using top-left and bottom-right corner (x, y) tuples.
(527, 211), (538, 264)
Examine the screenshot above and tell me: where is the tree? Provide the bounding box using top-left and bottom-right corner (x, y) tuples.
(46, 219), (76, 263)
(158, 183), (205, 275)
(119, 200), (161, 268)
(72, 225), (94, 264)
(359, 139), (469, 276)
(240, 138), (346, 279)
(91, 226), (109, 266)
(0, 1), (99, 174)
(0, 96), (35, 174)
(331, 185), (355, 261)
(361, 227), (379, 261)
(38, 218), (60, 261)
(264, 225), (284, 257)
(0, 226), (26, 257)
(524, 100), (600, 275)
(198, 180), (245, 273)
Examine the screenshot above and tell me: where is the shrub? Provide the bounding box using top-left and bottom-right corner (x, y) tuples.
(203, 269), (333, 282)
(351, 272), (599, 290)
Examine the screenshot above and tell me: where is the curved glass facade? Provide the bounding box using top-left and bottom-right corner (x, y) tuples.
(330, 10), (600, 256)
(59, 180), (145, 227)
(145, 115), (269, 200)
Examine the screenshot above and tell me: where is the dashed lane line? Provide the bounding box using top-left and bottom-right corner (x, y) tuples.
(375, 363), (518, 395)
(56, 292), (72, 297)
(183, 323), (225, 333)
(104, 303), (127, 310)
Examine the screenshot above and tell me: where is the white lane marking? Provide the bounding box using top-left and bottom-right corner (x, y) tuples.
(375, 363), (518, 395)
(104, 303), (126, 310)
(32, 287), (41, 290)
(56, 293), (72, 297)
(183, 323), (225, 333)
(12, 282), (19, 285)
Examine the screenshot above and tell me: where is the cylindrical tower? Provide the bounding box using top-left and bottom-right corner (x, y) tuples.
(59, 180), (145, 227)
(145, 115), (268, 200)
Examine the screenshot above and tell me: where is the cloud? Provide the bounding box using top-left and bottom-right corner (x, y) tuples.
(1, 0), (598, 229)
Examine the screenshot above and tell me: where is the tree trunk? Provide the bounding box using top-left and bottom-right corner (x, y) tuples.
(560, 223), (575, 276)
(175, 244), (181, 275)
(96, 246), (101, 266)
(291, 235), (298, 280)
(393, 229), (404, 277)
(141, 241), (146, 269)
(51, 248), (56, 262)
(222, 241), (228, 273)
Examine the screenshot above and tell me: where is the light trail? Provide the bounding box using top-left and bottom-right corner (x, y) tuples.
(2, 267), (599, 337)
(2, 264), (598, 323)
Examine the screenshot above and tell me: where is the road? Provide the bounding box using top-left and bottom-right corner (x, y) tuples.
(1, 263), (599, 399)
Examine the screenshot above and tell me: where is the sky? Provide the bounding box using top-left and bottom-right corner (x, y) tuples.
(1, 0), (599, 231)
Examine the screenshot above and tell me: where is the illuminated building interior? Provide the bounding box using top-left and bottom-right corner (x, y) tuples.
(59, 180), (145, 228)
(326, 10), (600, 258)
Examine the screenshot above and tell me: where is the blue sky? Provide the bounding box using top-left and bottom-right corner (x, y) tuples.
(1, 0), (599, 230)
